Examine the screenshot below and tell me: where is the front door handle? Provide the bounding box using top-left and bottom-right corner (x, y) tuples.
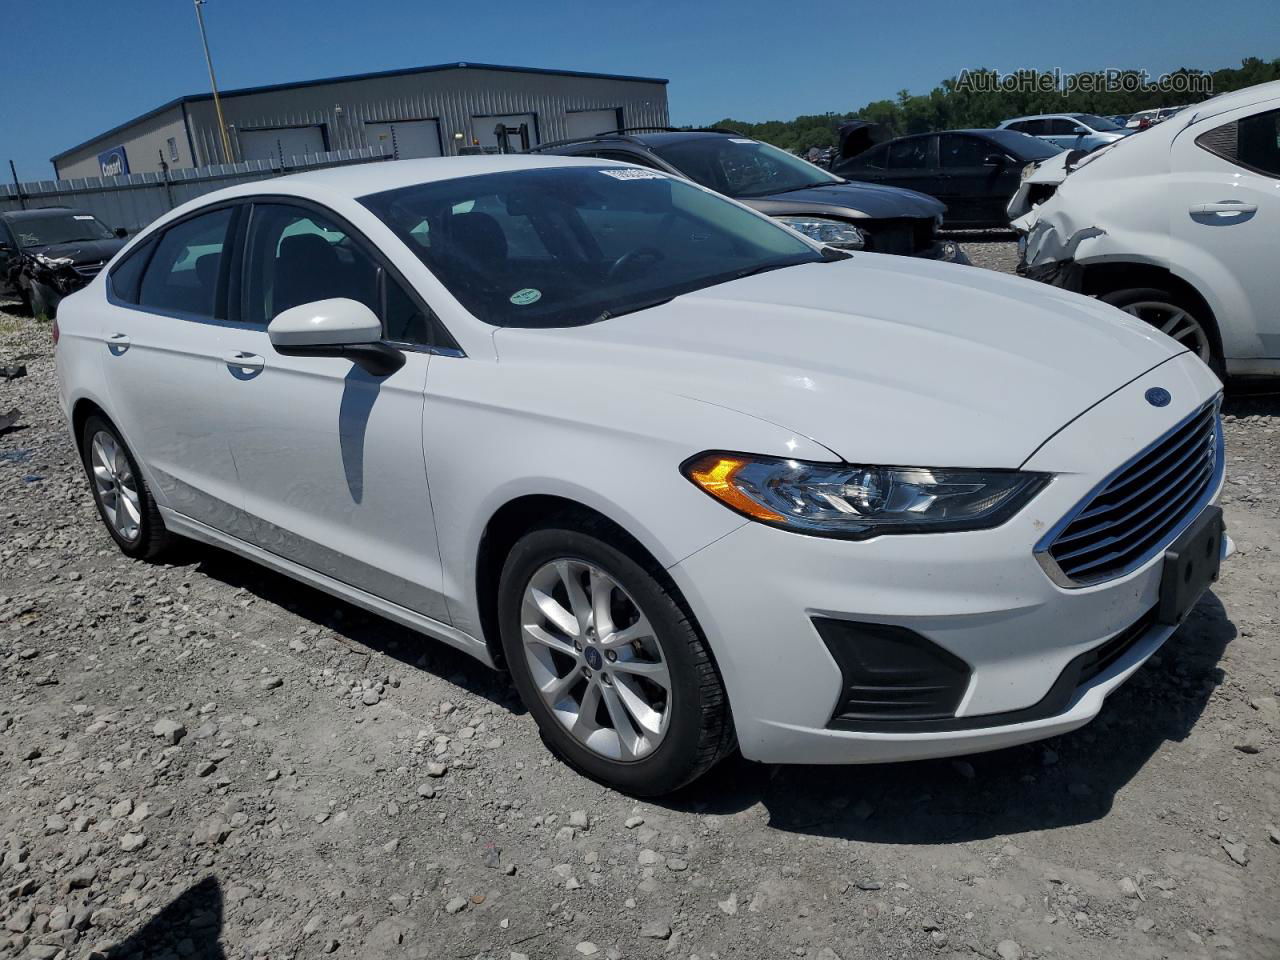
(223, 351), (265, 374)
(107, 332), (130, 354)
(1191, 201), (1258, 215)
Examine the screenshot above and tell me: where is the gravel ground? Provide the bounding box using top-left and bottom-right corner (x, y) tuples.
(1, 247), (1278, 960)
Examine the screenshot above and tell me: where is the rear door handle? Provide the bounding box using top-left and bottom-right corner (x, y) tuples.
(107, 332), (130, 353)
(223, 351), (265, 373)
(1191, 201), (1258, 215)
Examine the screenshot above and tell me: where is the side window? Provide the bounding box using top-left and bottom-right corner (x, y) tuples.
(1019, 119), (1047, 137)
(244, 202), (436, 346)
(137, 208), (233, 318)
(244, 204), (381, 327)
(887, 137), (932, 170)
(938, 134), (987, 168)
(107, 238), (154, 304)
(1045, 119), (1078, 135)
(1198, 108), (1280, 177)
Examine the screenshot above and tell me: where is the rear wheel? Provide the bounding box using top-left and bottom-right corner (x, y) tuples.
(1100, 287), (1225, 379)
(79, 414), (170, 559)
(498, 522), (734, 795)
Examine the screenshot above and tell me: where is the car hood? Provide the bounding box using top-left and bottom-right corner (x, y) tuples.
(493, 256), (1183, 468)
(747, 182), (945, 220)
(23, 237), (125, 264)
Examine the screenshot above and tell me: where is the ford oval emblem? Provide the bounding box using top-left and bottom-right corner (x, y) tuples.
(1145, 387), (1171, 408)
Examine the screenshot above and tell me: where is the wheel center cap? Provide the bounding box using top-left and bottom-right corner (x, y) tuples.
(584, 647), (603, 670)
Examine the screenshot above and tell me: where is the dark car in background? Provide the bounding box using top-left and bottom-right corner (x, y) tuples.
(0, 207), (128, 317)
(532, 128), (966, 262)
(831, 129), (1063, 228)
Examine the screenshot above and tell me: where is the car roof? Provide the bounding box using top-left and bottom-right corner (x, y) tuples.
(217, 153), (623, 198)
(536, 130), (744, 152)
(1000, 113), (1088, 124)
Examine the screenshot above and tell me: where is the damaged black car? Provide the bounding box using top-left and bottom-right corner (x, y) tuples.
(530, 128), (966, 263)
(0, 208), (128, 318)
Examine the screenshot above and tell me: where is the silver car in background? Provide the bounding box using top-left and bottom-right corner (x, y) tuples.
(999, 113), (1133, 152)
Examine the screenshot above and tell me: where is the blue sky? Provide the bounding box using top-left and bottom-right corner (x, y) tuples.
(3, 0), (1276, 180)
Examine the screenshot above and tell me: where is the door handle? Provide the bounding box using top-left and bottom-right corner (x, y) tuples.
(106, 332), (130, 353)
(1191, 201), (1258, 215)
(223, 351), (265, 373)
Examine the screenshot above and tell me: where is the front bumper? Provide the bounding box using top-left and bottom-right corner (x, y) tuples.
(668, 353), (1224, 764)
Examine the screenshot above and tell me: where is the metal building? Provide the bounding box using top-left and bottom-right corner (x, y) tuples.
(50, 61), (670, 179)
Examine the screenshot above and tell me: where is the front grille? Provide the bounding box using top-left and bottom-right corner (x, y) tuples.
(1041, 400), (1221, 585)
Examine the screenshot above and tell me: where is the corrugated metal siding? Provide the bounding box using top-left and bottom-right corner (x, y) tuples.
(183, 68), (669, 164)
(2, 148), (391, 234)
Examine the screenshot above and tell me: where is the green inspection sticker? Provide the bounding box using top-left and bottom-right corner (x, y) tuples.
(510, 288), (542, 305)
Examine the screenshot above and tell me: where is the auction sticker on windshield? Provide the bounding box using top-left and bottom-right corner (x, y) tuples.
(510, 288), (542, 305)
(599, 169), (666, 180)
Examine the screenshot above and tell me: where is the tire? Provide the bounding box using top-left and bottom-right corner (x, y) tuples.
(498, 520), (735, 796)
(79, 414), (171, 560)
(1100, 287), (1225, 380)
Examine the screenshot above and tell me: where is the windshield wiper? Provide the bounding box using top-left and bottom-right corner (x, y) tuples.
(594, 296), (675, 323)
(767, 179), (846, 195)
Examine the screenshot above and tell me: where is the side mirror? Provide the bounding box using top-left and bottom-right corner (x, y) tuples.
(114, 227), (129, 239)
(268, 297), (404, 376)
(982, 154), (1006, 166)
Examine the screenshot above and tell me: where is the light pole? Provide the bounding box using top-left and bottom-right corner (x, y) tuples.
(193, 0), (234, 164)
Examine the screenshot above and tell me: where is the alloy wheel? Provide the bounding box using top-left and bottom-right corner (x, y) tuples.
(1119, 300), (1213, 363)
(520, 559), (671, 761)
(89, 430), (142, 542)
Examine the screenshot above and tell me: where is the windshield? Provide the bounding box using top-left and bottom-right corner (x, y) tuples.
(1075, 114), (1122, 132)
(650, 136), (842, 198)
(360, 166), (824, 328)
(11, 211), (114, 247)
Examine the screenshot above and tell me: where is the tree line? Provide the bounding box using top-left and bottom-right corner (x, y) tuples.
(707, 58), (1280, 154)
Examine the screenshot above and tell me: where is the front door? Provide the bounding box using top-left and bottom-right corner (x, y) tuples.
(99, 205), (244, 530)
(1170, 105), (1280, 364)
(217, 200), (450, 621)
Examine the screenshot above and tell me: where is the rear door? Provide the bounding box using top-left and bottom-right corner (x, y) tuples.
(98, 205), (245, 529)
(880, 136), (941, 199)
(1171, 105), (1280, 364)
(215, 199), (451, 621)
(937, 133), (1020, 227)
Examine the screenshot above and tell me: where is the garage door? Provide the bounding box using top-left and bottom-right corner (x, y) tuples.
(565, 109), (622, 140)
(239, 126), (326, 162)
(365, 120), (442, 160)
(472, 114), (538, 152)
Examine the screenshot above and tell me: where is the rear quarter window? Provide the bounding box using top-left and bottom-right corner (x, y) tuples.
(107, 239), (155, 305)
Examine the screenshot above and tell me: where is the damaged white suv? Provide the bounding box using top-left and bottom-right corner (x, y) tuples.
(1012, 81), (1280, 379)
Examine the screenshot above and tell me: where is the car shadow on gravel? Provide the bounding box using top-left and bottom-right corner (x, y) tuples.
(100, 875), (225, 959)
(187, 545), (523, 713)
(670, 592), (1235, 844)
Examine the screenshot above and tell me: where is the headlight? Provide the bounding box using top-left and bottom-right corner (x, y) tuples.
(682, 452), (1049, 539)
(34, 253), (74, 268)
(774, 216), (866, 250)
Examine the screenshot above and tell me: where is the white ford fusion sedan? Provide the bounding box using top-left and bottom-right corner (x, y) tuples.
(55, 155), (1227, 795)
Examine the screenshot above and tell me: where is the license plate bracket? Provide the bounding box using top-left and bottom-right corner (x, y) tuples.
(1157, 505), (1224, 626)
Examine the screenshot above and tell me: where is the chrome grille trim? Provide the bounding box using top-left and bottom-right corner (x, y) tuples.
(1035, 396), (1223, 588)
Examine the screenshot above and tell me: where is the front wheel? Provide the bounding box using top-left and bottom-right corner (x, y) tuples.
(1100, 287), (1225, 380)
(498, 523), (734, 795)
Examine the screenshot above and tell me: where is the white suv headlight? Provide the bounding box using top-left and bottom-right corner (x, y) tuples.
(683, 452), (1049, 539)
(774, 216), (866, 250)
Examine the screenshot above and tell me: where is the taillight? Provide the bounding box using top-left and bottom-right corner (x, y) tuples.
(51, 317), (60, 346)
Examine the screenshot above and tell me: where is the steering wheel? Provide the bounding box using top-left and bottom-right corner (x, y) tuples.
(606, 246), (666, 280)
